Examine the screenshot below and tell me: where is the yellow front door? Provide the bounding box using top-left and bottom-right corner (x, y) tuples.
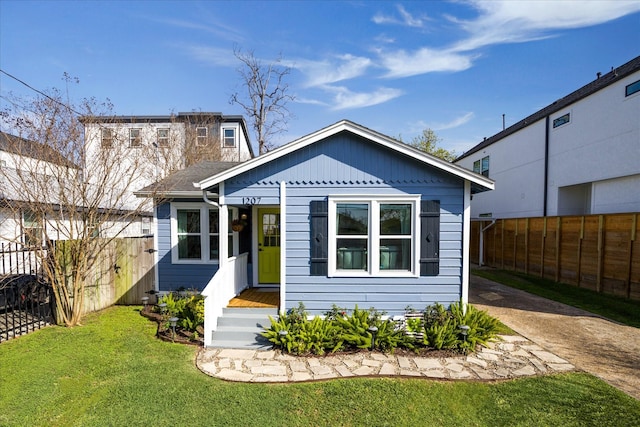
(258, 208), (280, 284)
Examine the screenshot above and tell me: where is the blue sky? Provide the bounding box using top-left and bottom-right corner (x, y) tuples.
(1, 1), (639, 155)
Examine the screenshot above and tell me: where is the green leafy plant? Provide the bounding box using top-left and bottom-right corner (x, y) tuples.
(450, 301), (501, 353)
(157, 292), (205, 333)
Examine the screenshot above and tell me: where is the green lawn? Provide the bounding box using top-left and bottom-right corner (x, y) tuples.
(1, 306), (638, 427)
(472, 268), (640, 328)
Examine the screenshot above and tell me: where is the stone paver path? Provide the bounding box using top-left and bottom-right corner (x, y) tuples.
(196, 335), (574, 383)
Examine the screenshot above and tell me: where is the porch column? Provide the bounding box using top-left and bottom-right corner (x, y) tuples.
(219, 182), (228, 261)
(279, 181), (287, 314)
(461, 180), (471, 306)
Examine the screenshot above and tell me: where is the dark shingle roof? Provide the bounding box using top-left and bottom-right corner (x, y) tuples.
(456, 55), (640, 161)
(135, 161), (240, 196)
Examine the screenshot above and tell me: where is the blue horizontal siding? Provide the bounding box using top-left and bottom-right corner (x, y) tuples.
(216, 133), (469, 315)
(155, 201), (219, 292)
(152, 132), (469, 313)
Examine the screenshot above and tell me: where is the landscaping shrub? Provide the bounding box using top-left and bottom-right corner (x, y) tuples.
(262, 301), (501, 355)
(157, 291), (205, 333)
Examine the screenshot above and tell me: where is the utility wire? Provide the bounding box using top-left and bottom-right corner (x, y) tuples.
(0, 68), (83, 116)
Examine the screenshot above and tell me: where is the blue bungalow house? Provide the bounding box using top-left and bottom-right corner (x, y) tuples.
(137, 120), (494, 346)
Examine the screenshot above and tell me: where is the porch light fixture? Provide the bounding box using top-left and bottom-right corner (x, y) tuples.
(459, 325), (470, 341)
(169, 317), (179, 342)
(368, 326), (378, 351)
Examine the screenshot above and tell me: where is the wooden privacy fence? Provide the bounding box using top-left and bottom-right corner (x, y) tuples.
(470, 213), (640, 300)
(54, 236), (155, 314)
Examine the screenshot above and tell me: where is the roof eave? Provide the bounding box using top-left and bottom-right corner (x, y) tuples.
(196, 120), (495, 192)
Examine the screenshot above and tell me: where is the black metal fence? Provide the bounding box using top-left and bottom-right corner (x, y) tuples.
(0, 243), (55, 342)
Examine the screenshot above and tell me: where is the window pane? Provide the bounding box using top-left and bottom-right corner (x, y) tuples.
(209, 235), (219, 260)
(177, 210), (200, 233)
(228, 235), (234, 257)
(223, 128), (235, 146)
(380, 204), (411, 235)
(209, 210), (219, 234)
(337, 204), (368, 235)
(380, 239), (411, 270)
(178, 235), (201, 259)
(336, 239), (368, 270)
(262, 214), (280, 247)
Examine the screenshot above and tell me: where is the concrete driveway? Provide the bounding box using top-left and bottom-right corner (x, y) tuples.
(469, 273), (640, 400)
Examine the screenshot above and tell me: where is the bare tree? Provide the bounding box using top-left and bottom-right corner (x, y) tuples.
(0, 84), (166, 326)
(229, 47), (294, 154)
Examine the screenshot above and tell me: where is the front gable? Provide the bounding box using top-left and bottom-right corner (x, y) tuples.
(224, 131), (462, 194)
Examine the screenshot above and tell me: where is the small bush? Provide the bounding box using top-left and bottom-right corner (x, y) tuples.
(157, 291), (205, 332)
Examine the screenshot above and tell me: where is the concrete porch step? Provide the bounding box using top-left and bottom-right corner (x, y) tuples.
(210, 307), (279, 349)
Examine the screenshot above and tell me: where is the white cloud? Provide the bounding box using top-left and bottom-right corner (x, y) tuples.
(291, 54), (373, 87)
(431, 112), (475, 131)
(322, 85), (404, 110)
(181, 45), (236, 67)
(407, 112), (475, 134)
(372, 5), (428, 28)
(378, 47), (475, 78)
(451, 0), (640, 51)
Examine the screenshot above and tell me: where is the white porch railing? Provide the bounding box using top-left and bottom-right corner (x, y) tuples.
(202, 252), (249, 347)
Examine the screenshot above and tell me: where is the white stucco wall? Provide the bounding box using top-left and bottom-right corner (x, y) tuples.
(457, 67), (640, 218)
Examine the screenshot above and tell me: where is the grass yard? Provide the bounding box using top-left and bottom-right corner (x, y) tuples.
(472, 268), (640, 328)
(1, 306), (638, 427)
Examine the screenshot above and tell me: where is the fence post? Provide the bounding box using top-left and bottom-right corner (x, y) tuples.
(576, 216), (585, 287)
(596, 215), (604, 293)
(626, 214), (637, 299)
(554, 217), (561, 283)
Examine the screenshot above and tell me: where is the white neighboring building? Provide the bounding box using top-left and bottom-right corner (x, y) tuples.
(455, 55), (640, 219)
(81, 112), (255, 234)
(0, 131), (148, 249)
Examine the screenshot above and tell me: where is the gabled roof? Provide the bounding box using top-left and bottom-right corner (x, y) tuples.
(135, 161), (240, 197)
(456, 55), (640, 161)
(194, 120), (494, 193)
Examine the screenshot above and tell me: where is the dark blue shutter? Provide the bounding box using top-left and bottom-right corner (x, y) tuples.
(310, 200), (328, 276)
(420, 200), (440, 276)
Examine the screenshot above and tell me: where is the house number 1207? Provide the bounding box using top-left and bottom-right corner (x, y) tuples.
(242, 197), (261, 205)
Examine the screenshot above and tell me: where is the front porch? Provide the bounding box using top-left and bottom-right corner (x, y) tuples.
(228, 288), (279, 308)
(209, 288), (279, 349)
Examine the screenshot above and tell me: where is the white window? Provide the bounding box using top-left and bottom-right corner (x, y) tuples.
(222, 127), (236, 147)
(553, 113), (570, 128)
(328, 195), (419, 277)
(170, 204), (236, 264)
(129, 128), (142, 147)
(473, 156), (489, 177)
(23, 210), (43, 247)
(196, 127), (208, 146)
(157, 128), (169, 147)
(101, 128), (114, 148)
(141, 217), (151, 235)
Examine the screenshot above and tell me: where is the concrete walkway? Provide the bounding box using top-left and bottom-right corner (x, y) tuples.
(197, 334), (575, 383)
(469, 273), (640, 400)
